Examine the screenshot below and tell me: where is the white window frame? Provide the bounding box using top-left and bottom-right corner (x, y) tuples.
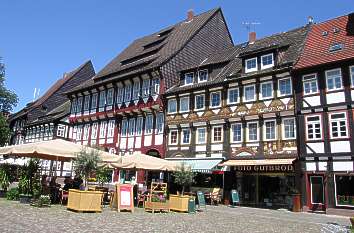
(305, 115), (322, 141)
(326, 68), (343, 91)
(184, 72), (194, 86)
(124, 84), (132, 102)
(243, 84), (256, 102)
(181, 128), (191, 145)
(245, 57), (257, 73)
(278, 77), (292, 97)
(303, 73), (319, 95)
(77, 125), (83, 141)
(91, 123), (98, 140)
(282, 117), (296, 140)
(83, 95), (90, 111)
(121, 120), (128, 137)
(107, 120), (115, 138)
(179, 96), (190, 113)
(198, 69), (208, 83)
(156, 113), (164, 134)
(83, 124), (90, 141)
(145, 114), (153, 135)
(194, 94), (205, 111)
(329, 112), (348, 139)
(167, 99), (177, 114)
(247, 121), (259, 142)
(106, 88), (114, 105)
(263, 120), (277, 141)
(57, 125), (66, 137)
(91, 93), (98, 109)
(227, 87), (239, 104)
(151, 78), (160, 95)
(169, 130), (178, 145)
(128, 118), (136, 136)
(71, 98), (77, 114)
(210, 91), (221, 108)
(99, 121), (107, 139)
(212, 126), (223, 143)
(132, 81), (140, 99)
(136, 117), (143, 136)
(231, 123), (242, 143)
(116, 87), (124, 103)
(99, 91), (106, 107)
(260, 81), (274, 100)
(350, 66), (354, 87)
(260, 53), (274, 70)
(142, 79), (150, 97)
(196, 127), (207, 144)
(76, 97), (83, 113)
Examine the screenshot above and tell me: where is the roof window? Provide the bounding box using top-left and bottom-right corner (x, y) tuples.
(329, 43), (344, 52)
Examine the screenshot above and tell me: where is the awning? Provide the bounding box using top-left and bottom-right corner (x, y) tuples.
(220, 158), (296, 166)
(167, 159), (222, 173)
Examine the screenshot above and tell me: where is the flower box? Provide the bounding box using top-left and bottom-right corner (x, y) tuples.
(169, 195), (193, 212)
(144, 201), (170, 213)
(67, 189), (103, 212)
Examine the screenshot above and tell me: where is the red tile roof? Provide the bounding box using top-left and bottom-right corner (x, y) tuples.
(295, 13), (354, 69)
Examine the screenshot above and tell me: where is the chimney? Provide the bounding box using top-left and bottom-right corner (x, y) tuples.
(308, 16), (314, 24)
(249, 31), (256, 44)
(187, 9), (194, 22)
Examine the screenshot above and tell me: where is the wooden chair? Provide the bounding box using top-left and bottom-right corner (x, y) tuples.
(137, 193), (147, 208)
(210, 188), (222, 205)
(60, 190), (69, 205)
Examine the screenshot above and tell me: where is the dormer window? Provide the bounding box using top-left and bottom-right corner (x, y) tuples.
(261, 53), (274, 70)
(184, 73), (194, 85)
(245, 58), (257, 73)
(198, 70), (208, 82)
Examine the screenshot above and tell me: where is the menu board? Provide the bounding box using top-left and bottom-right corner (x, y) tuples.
(116, 184), (134, 212)
(197, 191), (206, 210)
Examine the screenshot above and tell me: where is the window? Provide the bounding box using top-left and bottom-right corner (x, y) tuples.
(142, 79), (150, 97)
(182, 129), (191, 144)
(180, 97), (190, 112)
(83, 95), (90, 111)
(99, 91), (106, 107)
(335, 175), (354, 207)
(245, 57), (257, 73)
(260, 82), (273, 99)
(116, 87), (124, 103)
(195, 94), (205, 110)
(99, 121), (107, 138)
(133, 81), (140, 99)
(351, 66), (354, 87)
(121, 120), (128, 136)
(91, 123), (98, 140)
(231, 123), (242, 142)
(244, 85), (255, 102)
(196, 128), (206, 144)
(124, 84), (132, 102)
(107, 120), (115, 138)
(264, 120), (276, 140)
(106, 88), (114, 105)
(168, 99), (177, 113)
(136, 117), (143, 136)
(145, 115), (153, 134)
(77, 126), (83, 141)
(128, 118), (136, 136)
(198, 70), (208, 82)
(306, 115), (322, 140)
(184, 73), (194, 85)
(156, 113), (164, 133)
(212, 126), (222, 142)
(169, 130), (178, 145)
(303, 74), (318, 95)
(76, 97), (83, 113)
(326, 69), (342, 91)
(83, 124), (90, 141)
(228, 88), (239, 104)
(151, 78), (160, 95)
(329, 112), (348, 139)
(283, 118), (296, 139)
(247, 122), (258, 142)
(210, 92), (221, 108)
(261, 54), (274, 69)
(91, 93), (98, 109)
(71, 99), (77, 114)
(279, 77), (292, 96)
(57, 125), (66, 137)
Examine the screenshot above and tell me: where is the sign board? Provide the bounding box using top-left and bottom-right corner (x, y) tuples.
(234, 165), (294, 172)
(197, 191), (206, 210)
(116, 184), (134, 212)
(231, 189), (240, 206)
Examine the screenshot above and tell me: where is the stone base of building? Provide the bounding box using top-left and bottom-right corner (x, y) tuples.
(326, 208), (354, 217)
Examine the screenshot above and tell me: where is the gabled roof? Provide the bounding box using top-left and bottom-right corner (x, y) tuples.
(295, 13), (354, 69)
(94, 8), (222, 82)
(26, 101), (71, 126)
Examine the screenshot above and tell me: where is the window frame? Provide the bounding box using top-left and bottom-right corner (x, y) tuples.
(181, 128), (191, 145)
(179, 96), (190, 113)
(106, 88), (114, 105)
(212, 126), (223, 143)
(76, 97), (83, 113)
(194, 94), (205, 111)
(245, 57), (258, 73)
(142, 79), (150, 97)
(91, 123), (98, 140)
(282, 117), (296, 140)
(169, 130), (178, 145)
(231, 123), (242, 143)
(325, 68), (343, 91)
(260, 53), (274, 70)
(136, 117), (143, 136)
(198, 69), (208, 83)
(107, 120), (115, 138)
(128, 118), (136, 136)
(99, 121), (107, 139)
(278, 77), (292, 97)
(132, 81), (140, 100)
(83, 124), (90, 141)
(260, 81), (274, 100)
(167, 99), (177, 114)
(116, 86), (124, 103)
(83, 95), (90, 111)
(99, 91), (106, 108)
(196, 127), (207, 144)
(243, 84), (256, 102)
(210, 91), (221, 108)
(121, 119), (128, 137)
(227, 87), (240, 104)
(144, 114), (153, 135)
(305, 115), (323, 141)
(124, 84), (132, 102)
(57, 125), (66, 137)
(156, 112), (164, 134)
(328, 112), (348, 139)
(247, 121), (259, 142)
(302, 73), (319, 95)
(263, 119), (277, 141)
(350, 66), (354, 88)
(184, 72), (194, 86)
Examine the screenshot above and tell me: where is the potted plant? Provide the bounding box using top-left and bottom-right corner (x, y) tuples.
(18, 159), (40, 204)
(0, 163), (11, 196)
(170, 163), (195, 212)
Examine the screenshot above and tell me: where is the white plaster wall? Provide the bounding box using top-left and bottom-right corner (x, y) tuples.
(351, 90), (354, 101)
(99, 138), (105, 145)
(318, 162), (328, 171)
(326, 92), (345, 104)
(144, 135), (152, 146)
(330, 141), (351, 153)
(306, 162), (316, 171)
(211, 144), (223, 151)
(135, 137), (141, 148)
(333, 161), (354, 171)
(106, 137), (113, 144)
(306, 142), (325, 154)
(155, 134), (163, 145)
(210, 153), (223, 158)
(196, 145), (207, 152)
(120, 138), (127, 149)
(303, 96), (321, 107)
(127, 137), (134, 149)
(196, 154), (206, 158)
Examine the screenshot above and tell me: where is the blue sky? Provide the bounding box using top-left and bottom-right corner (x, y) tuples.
(1, 0), (352, 112)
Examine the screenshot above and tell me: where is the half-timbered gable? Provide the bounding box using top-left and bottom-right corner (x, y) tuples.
(66, 8), (234, 159)
(293, 13), (354, 213)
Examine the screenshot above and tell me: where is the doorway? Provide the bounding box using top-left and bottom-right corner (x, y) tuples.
(310, 176), (324, 210)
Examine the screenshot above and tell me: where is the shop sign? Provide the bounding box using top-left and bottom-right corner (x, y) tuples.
(235, 164), (294, 172)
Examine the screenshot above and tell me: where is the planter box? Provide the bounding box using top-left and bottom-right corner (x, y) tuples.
(169, 195), (193, 212)
(144, 201), (170, 213)
(67, 189), (103, 212)
(19, 194), (32, 204)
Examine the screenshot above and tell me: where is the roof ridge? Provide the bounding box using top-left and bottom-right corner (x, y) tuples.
(311, 12), (352, 26)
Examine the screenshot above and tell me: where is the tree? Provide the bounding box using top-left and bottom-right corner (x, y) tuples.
(0, 114), (10, 146)
(172, 162), (195, 195)
(0, 60), (18, 113)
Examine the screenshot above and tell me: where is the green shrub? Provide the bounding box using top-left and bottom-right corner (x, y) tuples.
(6, 187), (19, 200)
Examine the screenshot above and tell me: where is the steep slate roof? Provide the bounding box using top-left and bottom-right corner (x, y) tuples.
(166, 25), (309, 94)
(295, 13), (354, 69)
(94, 8), (222, 82)
(27, 101), (71, 126)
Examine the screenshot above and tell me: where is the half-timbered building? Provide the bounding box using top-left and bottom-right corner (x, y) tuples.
(293, 13), (354, 215)
(165, 26), (309, 208)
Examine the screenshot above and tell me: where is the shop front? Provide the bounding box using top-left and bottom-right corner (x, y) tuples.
(222, 159), (299, 209)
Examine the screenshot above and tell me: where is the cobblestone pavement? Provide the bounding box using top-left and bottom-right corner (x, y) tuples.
(0, 199), (351, 233)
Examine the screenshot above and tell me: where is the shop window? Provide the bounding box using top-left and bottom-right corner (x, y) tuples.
(306, 115), (322, 140)
(329, 112), (348, 139)
(303, 74), (318, 95)
(335, 175), (354, 207)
